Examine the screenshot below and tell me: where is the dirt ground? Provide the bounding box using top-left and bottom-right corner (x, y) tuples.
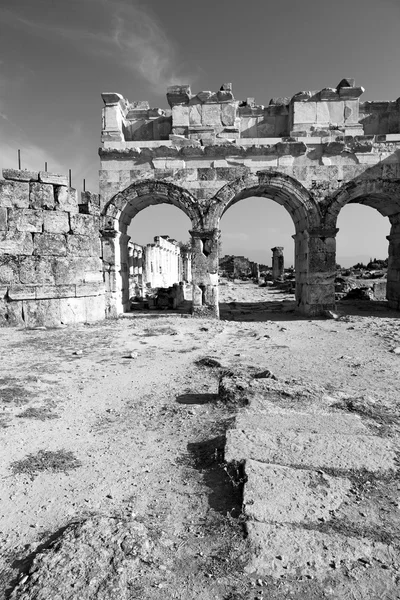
(0, 280), (399, 599)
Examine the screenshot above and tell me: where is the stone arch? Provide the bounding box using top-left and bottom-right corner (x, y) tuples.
(101, 180), (202, 316)
(324, 178), (400, 228)
(203, 171), (322, 312)
(324, 178), (400, 310)
(205, 171), (321, 231)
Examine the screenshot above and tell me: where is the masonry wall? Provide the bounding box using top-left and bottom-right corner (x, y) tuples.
(0, 169), (104, 327)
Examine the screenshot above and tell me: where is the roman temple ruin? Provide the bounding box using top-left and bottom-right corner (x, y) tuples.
(1, 78), (400, 326)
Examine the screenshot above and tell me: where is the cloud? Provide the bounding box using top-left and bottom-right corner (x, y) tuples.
(111, 2), (192, 91)
(0, 1), (194, 93)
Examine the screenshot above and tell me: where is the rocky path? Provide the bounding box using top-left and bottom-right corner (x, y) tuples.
(1, 283), (400, 599)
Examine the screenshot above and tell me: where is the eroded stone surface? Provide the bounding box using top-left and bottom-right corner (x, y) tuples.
(243, 460), (352, 523)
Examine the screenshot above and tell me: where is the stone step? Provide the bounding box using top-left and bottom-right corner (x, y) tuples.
(235, 408), (370, 436)
(243, 459), (351, 524)
(245, 522), (398, 583)
(226, 428), (396, 472)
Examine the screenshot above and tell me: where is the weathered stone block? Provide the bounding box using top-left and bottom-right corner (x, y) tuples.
(33, 233), (67, 256)
(0, 231), (33, 255)
(38, 171), (68, 186)
(221, 104), (236, 127)
(8, 209), (43, 233)
(0, 256), (19, 284)
(189, 104), (202, 126)
(0, 299), (24, 326)
(8, 285), (36, 300)
(316, 101), (344, 125)
(202, 104), (222, 128)
(43, 212), (70, 234)
(292, 101), (317, 124)
(172, 105), (190, 127)
(59, 297), (86, 324)
(67, 234), (100, 257)
(55, 186), (79, 213)
(35, 285), (76, 299)
(84, 295), (106, 322)
(19, 257), (55, 285)
(0, 180), (30, 208)
(0, 207), (7, 230)
(75, 282), (105, 297)
(2, 169), (39, 182)
(29, 182), (55, 210)
(70, 214), (97, 235)
(23, 298), (61, 327)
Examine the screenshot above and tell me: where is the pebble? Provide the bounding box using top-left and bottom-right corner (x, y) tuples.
(391, 347), (400, 355)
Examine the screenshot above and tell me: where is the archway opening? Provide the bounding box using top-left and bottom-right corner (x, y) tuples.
(101, 181), (200, 317)
(218, 195), (297, 320)
(123, 203), (193, 313)
(336, 203), (391, 308)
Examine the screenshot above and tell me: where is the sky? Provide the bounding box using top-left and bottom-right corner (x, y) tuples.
(0, 0), (399, 266)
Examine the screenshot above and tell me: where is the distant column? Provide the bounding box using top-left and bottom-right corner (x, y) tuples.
(272, 247), (284, 281)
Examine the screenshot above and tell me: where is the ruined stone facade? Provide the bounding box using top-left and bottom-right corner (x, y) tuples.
(100, 78), (400, 318)
(0, 170), (104, 327)
(2, 77), (400, 326)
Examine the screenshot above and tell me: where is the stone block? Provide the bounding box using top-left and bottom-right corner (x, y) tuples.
(55, 186), (79, 213)
(2, 169), (39, 182)
(0, 231), (33, 255)
(189, 104), (202, 126)
(0, 180), (30, 208)
(202, 104), (222, 128)
(8, 285), (36, 300)
(8, 209), (43, 233)
(69, 214), (98, 235)
(84, 295), (106, 322)
(0, 207), (7, 230)
(19, 257), (55, 285)
(0, 299), (24, 327)
(75, 282), (105, 297)
(29, 182), (55, 210)
(221, 104), (236, 126)
(23, 299), (61, 327)
(172, 105), (189, 127)
(59, 297), (86, 324)
(316, 101), (345, 125)
(0, 256), (19, 284)
(33, 233), (67, 256)
(67, 234), (100, 257)
(292, 101), (317, 124)
(43, 212), (70, 234)
(39, 171), (68, 186)
(35, 285), (76, 299)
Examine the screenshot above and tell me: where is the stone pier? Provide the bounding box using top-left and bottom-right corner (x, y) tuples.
(271, 247), (284, 281)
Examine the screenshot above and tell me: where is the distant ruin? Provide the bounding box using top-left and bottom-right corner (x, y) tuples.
(271, 247), (284, 281)
(2, 77), (400, 325)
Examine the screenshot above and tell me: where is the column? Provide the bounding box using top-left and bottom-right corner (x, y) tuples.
(190, 229), (220, 318)
(295, 228), (338, 315)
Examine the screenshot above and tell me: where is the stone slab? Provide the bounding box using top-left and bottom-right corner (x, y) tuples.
(8, 209), (43, 233)
(246, 522), (397, 580)
(235, 407), (369, 435)
(55, 187), (79, 213)
(225, 429), (396, 473)
(0, 231), (33, 255)
(39, 171), (68, 186)
(244, 460), (351, 523)
(2, 169), (39, 182)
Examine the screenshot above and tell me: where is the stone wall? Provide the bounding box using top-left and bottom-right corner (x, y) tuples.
(0, 169), (104, 327)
